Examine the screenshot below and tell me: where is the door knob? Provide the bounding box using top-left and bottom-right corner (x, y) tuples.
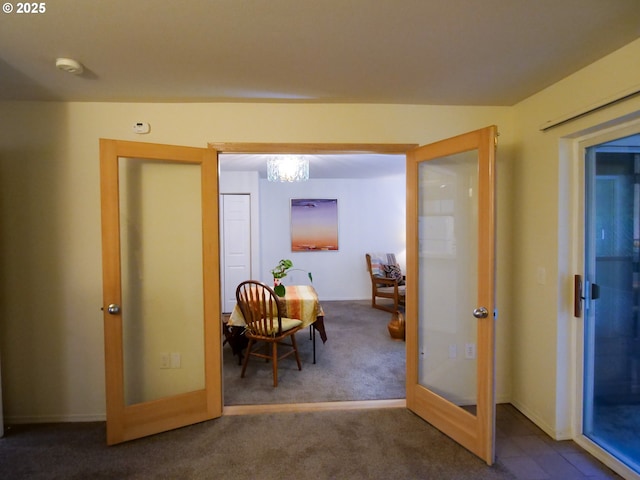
(473, 307), (489, 319)
(107, 303), (121, 315)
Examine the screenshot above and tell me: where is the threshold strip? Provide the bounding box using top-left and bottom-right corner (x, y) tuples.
(223, 399), (406, 416)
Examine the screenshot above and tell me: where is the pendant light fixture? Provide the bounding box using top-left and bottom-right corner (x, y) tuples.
(266, 155), (309, 182)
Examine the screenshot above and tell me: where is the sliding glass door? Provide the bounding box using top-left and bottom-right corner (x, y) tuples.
(583, 132), (640, 474)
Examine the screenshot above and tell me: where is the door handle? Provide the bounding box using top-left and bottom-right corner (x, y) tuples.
(574, 275), (583, 317)
(574, 275), (600, 318)
(107, 303), (121, 315)
(473, 307), (489, 319)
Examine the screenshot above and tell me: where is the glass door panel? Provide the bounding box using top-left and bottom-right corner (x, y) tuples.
(406, 125), (497, 465)
(119, 158), (205, 405)
(418, 151), (478, 414)
(100, 139), (221, 445)
(584, 133), (640, 474)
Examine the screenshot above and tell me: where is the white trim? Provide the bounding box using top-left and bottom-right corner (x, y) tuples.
(510, 398), (565, 440)
(539, 84), (640, 131)
(575, 435), (640, 480)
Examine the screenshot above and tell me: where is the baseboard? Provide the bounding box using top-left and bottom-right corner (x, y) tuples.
(509, 399), (566, 440)
(5, 413), (106, 424)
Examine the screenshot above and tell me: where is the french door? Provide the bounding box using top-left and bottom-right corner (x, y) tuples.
(100, 139), (222, 445)
(406, 125), (498, 465)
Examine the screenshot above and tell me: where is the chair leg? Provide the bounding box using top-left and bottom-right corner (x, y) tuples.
(272, 342), (278, 387)
(291, 333), (302, 370)
(240, 339), (254, 378)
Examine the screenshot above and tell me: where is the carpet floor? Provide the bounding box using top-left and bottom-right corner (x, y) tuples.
(223, 300), (406, 405)
(0, 409), (515, 480)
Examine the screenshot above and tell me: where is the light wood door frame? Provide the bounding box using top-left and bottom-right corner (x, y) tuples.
(100, 139), (222, 445)
(209, 143), (417, 155)
(405, 126), (498, 465)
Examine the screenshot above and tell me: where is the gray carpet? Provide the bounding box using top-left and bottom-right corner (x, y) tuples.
(224, 300), (406, 405)
(0, 409), (515, 479)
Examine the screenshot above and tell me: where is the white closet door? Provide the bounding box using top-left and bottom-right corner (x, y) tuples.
(221, 194), (252, 313)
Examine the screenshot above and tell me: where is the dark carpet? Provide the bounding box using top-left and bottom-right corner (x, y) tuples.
(0, 409), (515, 479)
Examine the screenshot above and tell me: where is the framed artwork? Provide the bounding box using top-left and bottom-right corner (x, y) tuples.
(290, 198), (338, 251)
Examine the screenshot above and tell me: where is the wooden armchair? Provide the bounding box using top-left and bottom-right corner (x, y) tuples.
(365, 253), (406, 313)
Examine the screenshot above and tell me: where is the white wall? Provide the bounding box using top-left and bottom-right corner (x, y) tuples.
(218, 170), (407, 301)
(258, 175), (407, 300)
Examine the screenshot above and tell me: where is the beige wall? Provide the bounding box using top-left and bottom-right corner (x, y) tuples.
(512, 38), (640, 438)
(0, 101), (514, 422)
(0, 37), (638, 435)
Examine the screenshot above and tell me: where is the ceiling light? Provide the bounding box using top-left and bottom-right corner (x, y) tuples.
(55, 57), (84, 75)
(267, 155), (309, 182)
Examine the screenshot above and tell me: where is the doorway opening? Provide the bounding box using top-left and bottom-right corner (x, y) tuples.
(213, 143), (416, 413)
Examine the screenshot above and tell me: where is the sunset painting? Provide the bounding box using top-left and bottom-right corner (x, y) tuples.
(290, 199), (339, 251)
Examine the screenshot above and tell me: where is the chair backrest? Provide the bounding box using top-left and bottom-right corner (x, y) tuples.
(366, 253), (399, 278)
(235, 280), (284, 337)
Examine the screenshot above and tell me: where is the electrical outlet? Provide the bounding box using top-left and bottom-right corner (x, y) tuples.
(464, 343), (476, 359)
(448, 344), (457, 359)
(170, 352), (181, 369)
(160, 353), (170, 369)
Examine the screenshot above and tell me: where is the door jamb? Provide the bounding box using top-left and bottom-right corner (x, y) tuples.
(211, 142), (418, 417)
(208, 143), (417, 155)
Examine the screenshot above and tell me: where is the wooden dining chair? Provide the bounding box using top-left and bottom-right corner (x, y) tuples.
(235, 280), (303, 387)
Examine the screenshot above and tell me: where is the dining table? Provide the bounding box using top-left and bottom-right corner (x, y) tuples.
(227, 284), (327, 364)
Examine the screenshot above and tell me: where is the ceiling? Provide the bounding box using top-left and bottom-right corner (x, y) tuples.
(1, 0), (639, 106)
(2, 0), (638, 178)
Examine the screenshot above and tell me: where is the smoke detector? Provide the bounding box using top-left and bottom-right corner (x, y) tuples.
(55, 58), (84, 75)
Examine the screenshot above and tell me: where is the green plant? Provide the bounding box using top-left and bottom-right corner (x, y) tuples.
(270, 259), (313, 297)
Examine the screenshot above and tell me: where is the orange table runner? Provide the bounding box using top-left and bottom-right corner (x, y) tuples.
(278, 285), (324, 327)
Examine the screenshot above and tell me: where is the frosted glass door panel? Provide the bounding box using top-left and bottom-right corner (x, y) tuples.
(119, 158), (205, 406)
(418, 151), (478, 412)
